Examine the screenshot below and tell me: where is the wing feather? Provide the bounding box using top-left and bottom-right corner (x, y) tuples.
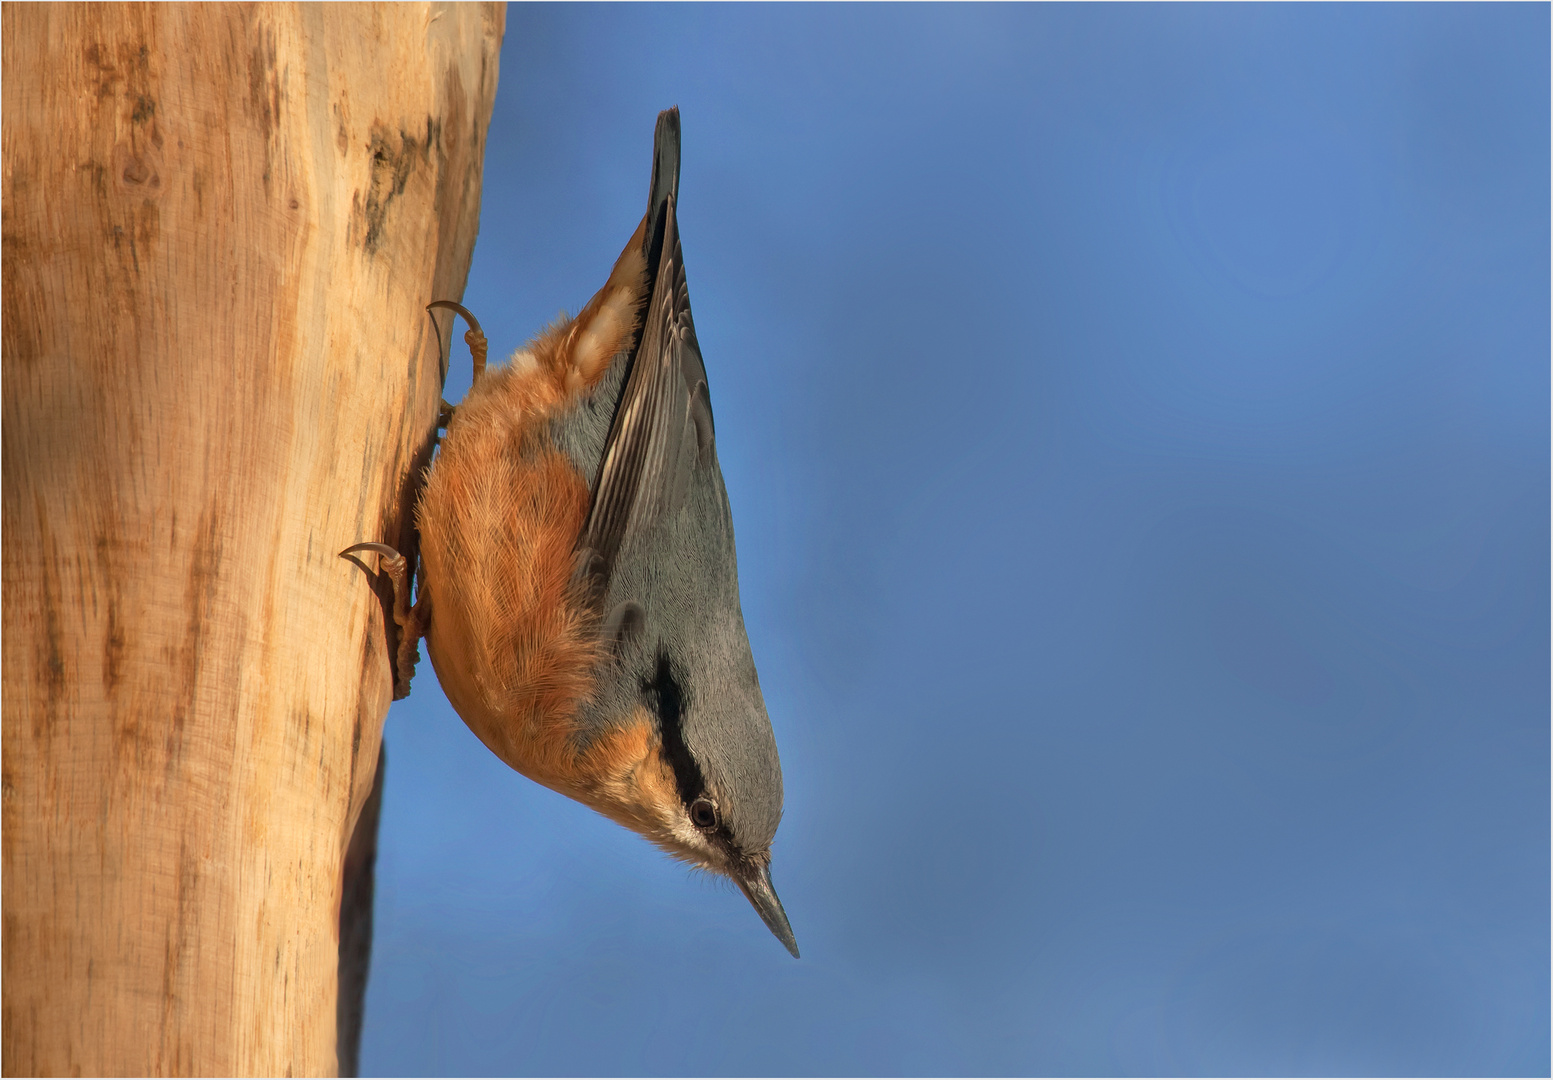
(577, 191), (708, 598)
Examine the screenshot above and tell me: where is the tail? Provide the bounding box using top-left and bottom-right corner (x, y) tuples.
(644, 107), (681, 277)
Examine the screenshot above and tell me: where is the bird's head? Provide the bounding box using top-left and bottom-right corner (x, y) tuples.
(567, 607), (795, 957)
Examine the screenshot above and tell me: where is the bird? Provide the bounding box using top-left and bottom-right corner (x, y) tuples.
(345, 108), (797, 958)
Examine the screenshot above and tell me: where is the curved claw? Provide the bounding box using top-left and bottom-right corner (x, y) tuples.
(426, 299), (483, 337)
(342, 542), (403, 563)
(427, 300), (488, 385)
(340, 542), (422, 700)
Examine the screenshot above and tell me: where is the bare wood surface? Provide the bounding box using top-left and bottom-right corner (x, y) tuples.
(1, 4), (503, 1074)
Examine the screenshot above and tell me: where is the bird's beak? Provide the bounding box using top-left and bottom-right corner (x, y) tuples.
(736, 862), (799, 958)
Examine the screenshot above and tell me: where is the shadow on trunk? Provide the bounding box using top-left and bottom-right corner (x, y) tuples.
(338, 745), (386, 1077)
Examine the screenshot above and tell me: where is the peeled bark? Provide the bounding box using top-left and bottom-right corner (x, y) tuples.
(1, 4), (503, 1074)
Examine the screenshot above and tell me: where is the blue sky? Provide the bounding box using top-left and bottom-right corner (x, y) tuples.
(361, 5), (1548, 1075)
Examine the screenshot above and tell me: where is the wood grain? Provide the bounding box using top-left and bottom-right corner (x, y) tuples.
(1, 4), (503, 1073)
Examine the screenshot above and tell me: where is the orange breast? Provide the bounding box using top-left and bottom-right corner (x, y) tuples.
(414, 210), (652, 803)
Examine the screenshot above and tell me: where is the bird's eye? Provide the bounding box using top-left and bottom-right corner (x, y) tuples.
(689, 798), (717, 830)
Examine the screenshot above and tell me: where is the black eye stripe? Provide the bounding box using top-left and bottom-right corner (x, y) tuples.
(642, 648), (704, 809)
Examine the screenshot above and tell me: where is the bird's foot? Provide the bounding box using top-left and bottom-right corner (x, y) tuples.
(427, 300), (489, 385)
(341, 542), (424, 700)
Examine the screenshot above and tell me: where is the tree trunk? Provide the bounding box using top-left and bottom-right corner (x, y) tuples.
(1, 4), (502, 1074)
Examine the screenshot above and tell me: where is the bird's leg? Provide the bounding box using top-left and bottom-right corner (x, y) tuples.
(427, 302), (486, 450)
(341, 542), (425, 700)
(427, 300), (489, 385)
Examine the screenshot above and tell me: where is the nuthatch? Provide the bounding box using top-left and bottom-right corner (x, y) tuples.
(346, 109), (796, 957)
